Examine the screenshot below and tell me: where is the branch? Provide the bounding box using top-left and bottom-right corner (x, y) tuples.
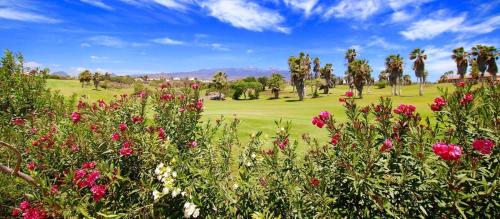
(0, 141), (38, 186)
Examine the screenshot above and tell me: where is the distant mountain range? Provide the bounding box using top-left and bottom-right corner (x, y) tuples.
(51, 71), (70, 77)
(146, 67), (289, 80)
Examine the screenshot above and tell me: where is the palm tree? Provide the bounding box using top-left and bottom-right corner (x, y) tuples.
(471, 45), (498, 85)
(288, 52), (310, 100)
(313, 57), (320, 79)
(485, 47), (498, 82)
(212, 71), (228, 100)
(410, 48), (426, 96)
(385, 54), (404, 96)
(403, 74), (412, 85)
(378, 70), (388, 82)
(345, 48), (357, 93)
(320, 63), (333, 94)
(349, 59), (372, 98)
(269, 73), (285, 99)
(305, 54), (312, 79)
(451, 47), (469, 81)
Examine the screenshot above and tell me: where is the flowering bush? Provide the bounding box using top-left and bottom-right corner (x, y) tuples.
(1, 52), (499, 217)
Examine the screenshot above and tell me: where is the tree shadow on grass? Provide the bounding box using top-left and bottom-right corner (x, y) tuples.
(285, 99), (303, 102)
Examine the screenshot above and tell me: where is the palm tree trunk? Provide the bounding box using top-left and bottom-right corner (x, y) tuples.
(419, 78), (423, 96)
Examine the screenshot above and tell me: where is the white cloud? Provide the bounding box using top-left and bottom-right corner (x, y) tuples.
(246, 49), (254, 54)
(199, 0), (289, 33)
(388, 0), (433, 10)
(390, 10), (412, 22)
(283, 0), (319, 16)
(367, 36), (402, 49)
(25, 61), (42, 69)
(0, 8), (60, 23)
(210, 43), (230, 51)
(152, 37), (184, 45)
(120, 0), (193, 10)
(324, 0), (382, 20)
(90, 55), (109, 60)
(86, 36), (127, 47)
(80, 0), (114, 10)
(401, 15), (500, 40)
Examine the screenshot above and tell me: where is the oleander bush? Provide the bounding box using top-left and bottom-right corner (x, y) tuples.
(1, 51), (499, 218)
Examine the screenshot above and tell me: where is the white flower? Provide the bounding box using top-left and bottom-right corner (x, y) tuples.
(192, 208), (200, 218)
(183, 202), (197, 218)
(233, 183), (238, 190)
(246, 161), (252, 167)
(162, 187), (170, 194)
(181, 191), (186, 197)
(251, 153), (256, 159)
(166, 166), (172, 173)
(153, 190), (161, 200)
(172, 188), (181, 197)
(172, 171), (177, 178)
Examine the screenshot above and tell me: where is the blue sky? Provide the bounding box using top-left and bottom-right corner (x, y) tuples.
(0, 0), (499, 81)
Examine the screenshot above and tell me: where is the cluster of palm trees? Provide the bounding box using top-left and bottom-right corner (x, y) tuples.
(344, 49), (373, 98)
(451, 45), (498, 85)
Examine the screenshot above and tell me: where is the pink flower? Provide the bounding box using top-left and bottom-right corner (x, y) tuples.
(432, 142), (462, 160)
(345, 91), (353, 97)
(82, 162), (96, 169)
(393, 104), (416, 117)
(11, 117), (25, 126)
(196, 99), (203, 110)
(132, 116), (143, 124)
(319, 111), (330, 120)
(456, 81), (465, 87)
(460, 93), (473, 105)
(380, 139), (393, 152)
(309, 177), (320, 187)
(278, 138), (289, 150)
(158, 128), (166, 140)
(22, 207), (47, 219)
(71, 112), (81, 123)
(50, 185), (59, 194)
(179, 108), (185, 113)
(188, 140), (198, 148)
(119, 123), (127, 131)
(74, 169), (87, 181)
(119, 143), (134, 156)
(330, 133), (340, 145)
(90, 184), (107, 202)
(19, 201), (30, 210)
(71, 144), (80, 152)
(311, 117), (325, 128)
(85, 170), (101, 186)
(27, 162), (36, 171)
(90, 124), (98, 132)
(160, 93), (174, 101)
(77, 100), (87, 109)
(11, 208), (21, 217)
(112, 133), (120, 141)
(472, 139), (495, 155)
(137, 91), (147, 99)
(191, 83), (200, 89)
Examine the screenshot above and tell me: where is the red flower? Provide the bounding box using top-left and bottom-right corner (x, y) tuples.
(179, 108), (185, 113)
(112, 133), (120, 141)
(345, 91), (353, 97)
(132, 116), (143, 124)
(71, 144), (80, 152)
(309, 177), (320, 187)
(11, 117), (25, 126)
(196, 99), (203, 110)
(27, 162), (36, 171)
(191, 83), (200, 89)
(460, 93), (473, 105)
(119, 123), (127, 131)
(77, 100), (87, 109)
(188, 140), (198, 148)
(11, 208), (20, 217)
(380, 139), (393, 152)
(120, 143), (134, 156)
(265, 149), (274, 155)
(19, 201), (30, 210)
(97, 99), (106, 108)
(393, 104), (416, 117)
(472, 139), (494, 155)
(85, 170), (101, 186)
(432, 142), (462, 160)
(82, 161), (96, 169)
(158, 128), (166, 140)
(74, 169), (87, 181)
(456, 81), (465, 87)
(71, 112), (81, 123)
(338, 97), (346, 103)
(50, 185), (59, 194)
(90, 124), (98, 132)
(319, 111), (330, 120)
(330, 133), (340, 145)
(21, 207), (47, 219)
(160, 93), (174, 101)
(90, 184), (107, 202)
(312, 117), (325, 128)
(278, 138), (289, 150)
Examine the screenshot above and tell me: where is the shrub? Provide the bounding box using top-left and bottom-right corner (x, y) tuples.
(376, 80), (388, 88)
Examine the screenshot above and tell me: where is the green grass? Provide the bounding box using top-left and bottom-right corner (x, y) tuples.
(47, 79), (454, 154)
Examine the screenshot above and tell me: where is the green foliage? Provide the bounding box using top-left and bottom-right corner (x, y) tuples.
(78, 70), (92, 87)
(377, 80), (388, 89)
(232, 81), (261, 100)
(268, 73), (285, 99)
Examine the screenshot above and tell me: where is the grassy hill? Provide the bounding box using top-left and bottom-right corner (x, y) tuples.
(47, 79), (454, 154)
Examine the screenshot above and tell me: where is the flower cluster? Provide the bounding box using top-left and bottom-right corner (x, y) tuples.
(71, 112), (81, 123)
(472, 139), (494, 155)
(460, 93), (473, 105)
(393, 104), (416, 117)
(379, 139), (393, 153)
(72, 162), (107, 202)
(11, 117), (26, 126)
(153, 162), (183, 201)
(432, 143), (462, 161)
(183, 202), (200, 218)
(330, 133), (340, 145)
(430, 97), (447, 111)
(119, 141), (134, 156)
(311, 111), (330, 128)
(12, 201), (47, 219)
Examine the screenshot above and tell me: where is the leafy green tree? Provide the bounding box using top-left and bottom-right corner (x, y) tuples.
(257, 76), (269, 91)
(385, 54), (404, 96)
(268, 73), (284, 99)
(403, 74), (412, 85)
(379, 70), (388, 82)
(410, 48), (426, 96)
(349, 59), (372, 98)
(288, 52), (310, 101)
(313, 57), (320, 79)
(319, 63), (333, 94)
(92, 72), (102, 90)
(212, 71), (228, 100)
(78, 70), (92, 87)
(452, 47), (469, 80)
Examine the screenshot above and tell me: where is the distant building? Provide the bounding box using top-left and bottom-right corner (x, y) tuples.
(445, 72), (499, 83)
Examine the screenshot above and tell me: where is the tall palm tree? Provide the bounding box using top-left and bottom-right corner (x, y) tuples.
(349, 59), (372, 98)
(212, 71), (228, 100)
(410, 48), (426, 96)
(288, 52), (309, 100)
(305, 54), (312, 80)
(451, 47), (469, 80)
(485, 47), (498, 82)
(345, 48), (357, 93)
(385, 54), (404, 96)
(313, 57), (320, 79)
(403, 74), (412, 85)
(320, 63), (333, 94)
(471, 45), (498, 85)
